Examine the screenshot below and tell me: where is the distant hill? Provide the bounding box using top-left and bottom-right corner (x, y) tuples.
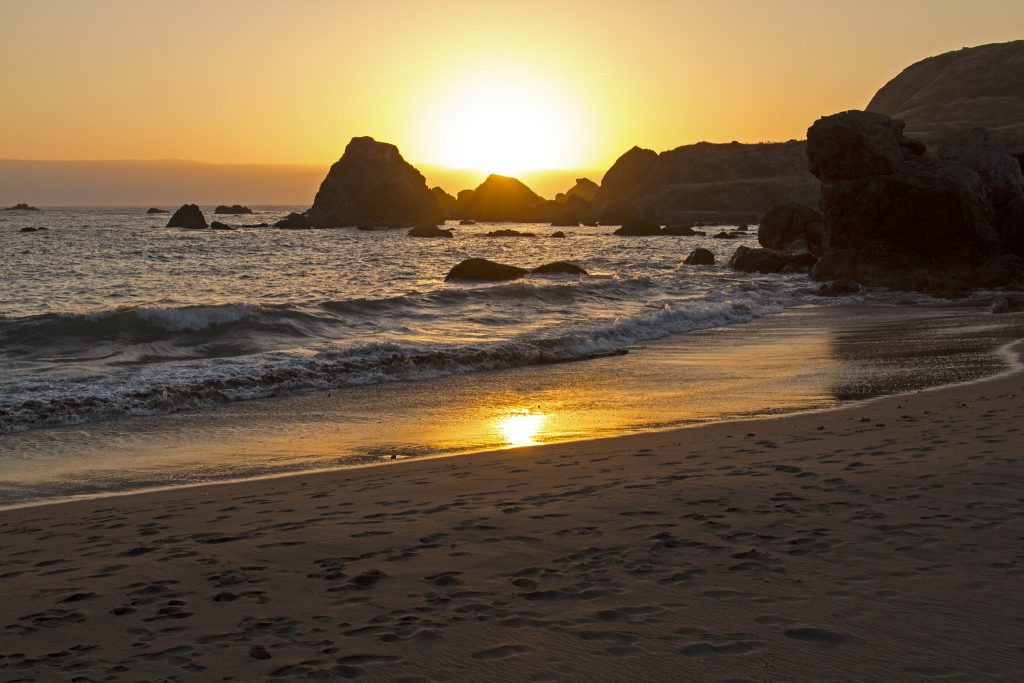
(867, 40), (1024, 160)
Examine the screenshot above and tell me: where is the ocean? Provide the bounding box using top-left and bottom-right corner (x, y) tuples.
(1, 206), (1021, 506)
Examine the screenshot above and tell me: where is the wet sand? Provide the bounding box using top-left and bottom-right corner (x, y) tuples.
(0, 340), (1022, 681)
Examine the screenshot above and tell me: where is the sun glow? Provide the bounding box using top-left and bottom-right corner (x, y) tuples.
(497, 413), (546, 448)
(418, 67), (589, 176)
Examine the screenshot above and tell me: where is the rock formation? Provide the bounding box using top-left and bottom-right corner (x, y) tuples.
(408, 225), (453, 238)
(807, 110), (1024, 292)
(146, 208), (168, 214)
(167, 204), (208, 229)
(728, 245), (816, 274)
(866, 40), (1024, 161)
(555, 178), (599, 204)
(431, 187), (458, 218)
(683, 248), (715, 266)
(215, 204), (253, 214)
(593, 141), (818, 225)
(275, 137), (441, 229)
(758, 203), (824, 253)
(531, 261), (588, 275)
(4, 203), (39, 211)
(445, 258), (527, 282)
(454, 175), (547, 222)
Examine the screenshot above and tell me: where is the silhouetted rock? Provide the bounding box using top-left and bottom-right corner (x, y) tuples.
(283, 137), (441, 228)
(683, 248), (715, 265)
(456, 175), (546, 222)
(275, 212), (311, 229)
(729, 246), (816, 273)
(431, 187), (458, 218)
(661, 225), (698, 236)
(867, 40), (1024, 158)
(458, 219), (476, 225)
(214, 204), (253, 215)
(550, 231), (566, 238)
(408, 225), (453, 238)
(485, 229), (536, 237)
(550, 195), (594, 226)
(4, 203), (38, 211)
(556, 178), (600, 204)
(808, 111), (1005, 291)
(937, 128), (1024, 206)
(445, 258), (527, 282)
(711, 231), (735, 239)
(613, 219), (661, 236)
(167, 204), (208, 229)
(818, 278), (862, 296)
(594, 141), (819, 224)
(531, 261), (588, 275)
(210, 221), (238, 230)
(758, 203), (825, 253)
(19, 226), (46, 233)
(146, 208), (168, 214)
(807, 111), (924, 181)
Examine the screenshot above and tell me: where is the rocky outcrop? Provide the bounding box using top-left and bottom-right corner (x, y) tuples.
(408, 225), (453, 238)
(276, 137), (441, 229)
(806, 110), (1022, 292)
(729, 245), (816, 273)
(867, 40), (1024, 159)
(613, 219), (661, 236)
(215, 204), (253, 214)
(445, 258), (527, 282)
(556, 178), (599, 204)
(531, 261), (588, 275)
(594, 141), (819, 225)
(4, 203), (38, 211)
(455, 175), (547, 222)
(146, 208), (168, 214)
(167, 204), (208, 229)
(683, 248), (715, 265)
(758, 203), (824, 253)
(661, 225), (699, 236)
(209, 221), (238, 230)
(431, 187), (458, 218)
(937, 128), (1024, 206)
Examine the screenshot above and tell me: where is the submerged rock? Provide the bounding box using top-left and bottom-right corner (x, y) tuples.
(531, 261), (588, 276)
(683, 247), (715, 265)
(167, 204), (208, 229)
(210, 221), (238, 230)
(484, 229), (536, 237)
(445, 258), (527, 282)
(214, 204), (253, 215)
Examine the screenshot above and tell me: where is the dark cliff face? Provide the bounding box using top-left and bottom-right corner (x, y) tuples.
(867, 40), (1024, 156)
(593, 141), (819, 223)
(301, 137), (442, 228)
(454, 174), (548, 222)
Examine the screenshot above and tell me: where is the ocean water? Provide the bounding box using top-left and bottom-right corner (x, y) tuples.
(0, 205), (891, 434)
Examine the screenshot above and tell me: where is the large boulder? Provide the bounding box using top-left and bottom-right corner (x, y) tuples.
(867, 40), (1024, 159)
(455, 175), (546, 222)
(758, 203), (825, 253)
(167, 204), (208, 229)
(683, 248), (715, 266)
(408, 225), (453, 238)
(937, 128), (1024, 206)
(729, 246), (815, 273)
(445, 258), (527, 282)
(613, 220), (662, 236)
(807, 111), (924, 181)
(556, 177), (600, 204)
(282, 137), (442, 228)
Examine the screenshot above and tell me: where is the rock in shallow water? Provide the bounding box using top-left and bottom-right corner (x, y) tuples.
(407, 225), (453, 238)
(445, 258), (527, 282)
(167, 204), (208, 229)
(683, 247), (715, 266)
(531, 261), (588, 275)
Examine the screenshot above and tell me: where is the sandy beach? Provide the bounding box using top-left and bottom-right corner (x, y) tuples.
(1, 343), (1021, 682)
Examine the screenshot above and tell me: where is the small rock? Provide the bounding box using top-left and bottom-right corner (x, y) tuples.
(531, 261), (588, 275)
(445, 258), (527, 282)
(683, 247), (715, 266)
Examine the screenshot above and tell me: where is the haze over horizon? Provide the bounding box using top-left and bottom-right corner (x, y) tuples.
(1, 0), (1021, 204)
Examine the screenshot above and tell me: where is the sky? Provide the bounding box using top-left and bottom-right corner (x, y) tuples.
(0, 0), (1021, 201)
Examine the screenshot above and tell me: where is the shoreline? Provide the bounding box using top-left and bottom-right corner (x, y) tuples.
(4, 330), (1022, 515)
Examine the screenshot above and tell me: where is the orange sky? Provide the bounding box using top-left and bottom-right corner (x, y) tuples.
(1, 0), (1022, 177)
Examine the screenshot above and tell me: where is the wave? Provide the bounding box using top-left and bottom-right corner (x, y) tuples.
(0, 291), (785, 433)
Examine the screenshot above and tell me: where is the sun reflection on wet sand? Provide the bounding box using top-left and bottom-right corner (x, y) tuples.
(496, 413), (546, 447)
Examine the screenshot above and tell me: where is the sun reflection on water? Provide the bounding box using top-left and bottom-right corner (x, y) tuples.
(497, 413), (546, 447)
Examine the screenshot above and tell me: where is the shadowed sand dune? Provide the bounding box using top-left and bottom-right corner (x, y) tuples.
(1, 347), (1023, 681)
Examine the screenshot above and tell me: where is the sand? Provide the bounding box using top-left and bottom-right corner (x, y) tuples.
(1, 352), (1022, 681)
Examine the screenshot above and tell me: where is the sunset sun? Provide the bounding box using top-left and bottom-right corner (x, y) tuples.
(420, 68), (588, 175)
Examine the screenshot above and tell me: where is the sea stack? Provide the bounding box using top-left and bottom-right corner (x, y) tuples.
(275, 137), (442, 229)
(167, 204), (208, 229)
